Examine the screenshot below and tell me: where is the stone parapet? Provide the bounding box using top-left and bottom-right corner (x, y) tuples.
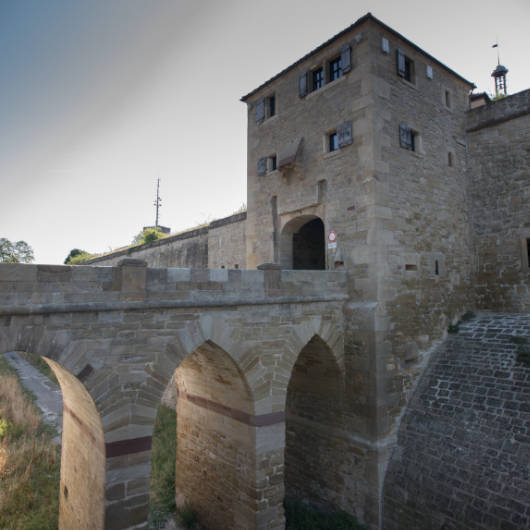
(466, 88), (530, 132)
(0, 263), (348, 315)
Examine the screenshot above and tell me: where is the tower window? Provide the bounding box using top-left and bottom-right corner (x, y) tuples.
(329, 132), (339, 152)
(527, 239), (530, 268)
(312, 68), (324, 90)
(448, 152), (453, 167)
(329, 57), (342, 82)
(396, 49), (414, 83)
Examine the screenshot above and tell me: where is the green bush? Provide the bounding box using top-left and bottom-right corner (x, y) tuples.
(132, 228), (165, 246)
(64, 248), (92, 265)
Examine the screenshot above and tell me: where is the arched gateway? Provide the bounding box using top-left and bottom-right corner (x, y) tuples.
(280, 216), (326, 270)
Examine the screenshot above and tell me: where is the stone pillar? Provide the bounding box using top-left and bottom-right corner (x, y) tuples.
(118, 259), (147, 301)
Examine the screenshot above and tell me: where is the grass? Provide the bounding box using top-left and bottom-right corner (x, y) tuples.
(16, 351), (59, 385)
(285, 499), (364, 529)
(148, 405), (178, 529)
(0, 356), (60, 529)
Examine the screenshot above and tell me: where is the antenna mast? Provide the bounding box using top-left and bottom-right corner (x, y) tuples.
(154, 178), (162, 228)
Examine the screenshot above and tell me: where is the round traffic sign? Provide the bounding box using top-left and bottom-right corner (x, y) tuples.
(327, 230), (337, 242)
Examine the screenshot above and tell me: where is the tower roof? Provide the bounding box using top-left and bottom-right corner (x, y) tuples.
(241, 12), (475, 102)
(491, 63), (508, 77)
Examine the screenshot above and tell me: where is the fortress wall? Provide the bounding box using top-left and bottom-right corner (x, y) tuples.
(207, 213), (246, 269)
(85, 212), (246, 269)
(466, 90), (530, 312)
(369, 21), (476, 436)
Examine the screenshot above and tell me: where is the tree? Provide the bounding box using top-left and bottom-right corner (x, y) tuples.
(132, 227), (164, 246)
(64, 248), (92, 265)
(0, 238), (34, 263)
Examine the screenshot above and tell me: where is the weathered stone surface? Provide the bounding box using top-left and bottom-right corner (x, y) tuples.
(383, 313), (530, 529)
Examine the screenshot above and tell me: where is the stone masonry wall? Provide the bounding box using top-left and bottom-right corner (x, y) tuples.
(174, 341), (257, 529)
(383, 313), (530, 529)
(86, 212), (246, 270)
(244, 17), (376, 277)
(466, 90), (530, 312)
(46, 357), (106, 530)
(207, 213), (247, 269)
(369, 20), (476, 436)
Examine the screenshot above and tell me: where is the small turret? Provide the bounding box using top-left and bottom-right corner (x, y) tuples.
(491, 63), (508, 96)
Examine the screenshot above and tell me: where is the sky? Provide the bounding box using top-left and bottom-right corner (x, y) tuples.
(1, 0), (529, 264)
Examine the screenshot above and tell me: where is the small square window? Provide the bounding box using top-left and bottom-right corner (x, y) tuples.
(397, 49), (414, 83)
(329, 132), (339, 152)
(329, 56), (342, 82)
(312, 68), (324, 91)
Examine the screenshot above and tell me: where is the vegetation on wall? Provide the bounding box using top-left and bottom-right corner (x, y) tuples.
(64, 248), (93, 265)
(133, 227), (166, 246)
(0, 238), (34, 263)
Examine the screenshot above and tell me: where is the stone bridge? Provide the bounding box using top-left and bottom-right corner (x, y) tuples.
(0, 260), (351, 530)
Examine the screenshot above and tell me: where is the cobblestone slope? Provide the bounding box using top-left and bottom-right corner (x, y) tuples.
(383, 313), (530, 529)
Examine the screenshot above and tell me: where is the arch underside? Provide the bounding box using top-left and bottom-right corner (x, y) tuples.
(285, 335), (347, 510)
(43, 357), (106, 530)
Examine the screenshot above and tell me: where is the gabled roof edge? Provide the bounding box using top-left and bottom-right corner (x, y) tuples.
(240, 12), (475, 102)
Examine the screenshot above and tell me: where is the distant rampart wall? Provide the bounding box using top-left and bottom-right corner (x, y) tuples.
(86, 211), (246, 270)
